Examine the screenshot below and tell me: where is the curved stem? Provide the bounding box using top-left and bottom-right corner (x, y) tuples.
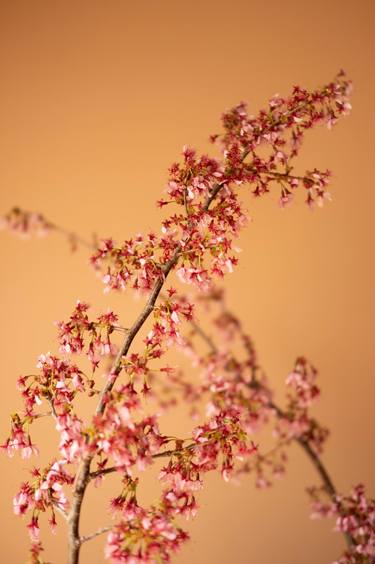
(296, 438), (354, 548)
(296, 437), (336, 496)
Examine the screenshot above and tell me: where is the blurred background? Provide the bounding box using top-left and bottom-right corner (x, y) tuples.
(0, 1), (374, 562)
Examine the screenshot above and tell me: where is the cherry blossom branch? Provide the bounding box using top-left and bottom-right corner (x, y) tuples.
(3, 73), (359, 564)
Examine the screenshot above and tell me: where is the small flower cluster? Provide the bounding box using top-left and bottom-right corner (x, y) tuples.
(0, 207), (51, 238)
(92, 383), (167, 473)
(285, 357), (320, 407)
(275, 357), (329, 453)
(159, 149), (224, 209)
(106, 502), (189, 563)
(163, 148), (245, 287)
(1, 352), (93, 461)
(57, 301), (119, 370)
(1, 413), (39, 459)
(90, 234), (166, 293)
(55, 412), (88, 463)
(148, 289), (194, 349)
(13, 461), (73, 548)
(159, 456), (202, 520)
(308, 484), (375, 563)
(34, 352), (94, 413)
(107, 476), (191, 562)
(192, 410), (258, 482)
(214, 70), (352, 208)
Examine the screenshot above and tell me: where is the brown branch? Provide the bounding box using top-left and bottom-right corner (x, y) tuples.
(32, 410), (53, 420)
(296, 437), (336, 497)
(190, 319), (218, 354)
(89, 444), (196, 481)
(268, 401), (339, 498)
(261, 170), (307, 182)
(295, 438), (354, 549)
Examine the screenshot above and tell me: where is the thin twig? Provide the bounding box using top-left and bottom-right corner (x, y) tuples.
(190, 319), (218, 354)
(80, 526), (112, 544)
(32, 411), (53, 420)
(50, 223), (95, 250)
(45, 394), (58, 422)
(53, 502), (69, 521)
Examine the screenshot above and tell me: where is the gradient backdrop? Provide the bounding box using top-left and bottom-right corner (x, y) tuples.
(1, 1), (374, 563)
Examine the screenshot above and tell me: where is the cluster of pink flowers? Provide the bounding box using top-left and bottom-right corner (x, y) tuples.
(309, 484), (375, 562)
(56, 301), (119, 370)
(55, 412), (88, 463)
(13, 461), (73, 547)
(215, 70), (351, 208)
(2, 72), (369, 564)
(148, 289), (194, 348)
(106, 502), (189, 563)
(34, 352), (94, 414)
(92, 383), (166, 472)
(1, 352), (92, 463)
(275, 357), (329, 454)
(1, 413), (39, 459)
(90, 235), (166, 293)
(275, 357), (329, 453)
(0, 206), (51, 238)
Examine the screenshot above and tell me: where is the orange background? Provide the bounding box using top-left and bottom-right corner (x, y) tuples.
(0, 1), (374, 563)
